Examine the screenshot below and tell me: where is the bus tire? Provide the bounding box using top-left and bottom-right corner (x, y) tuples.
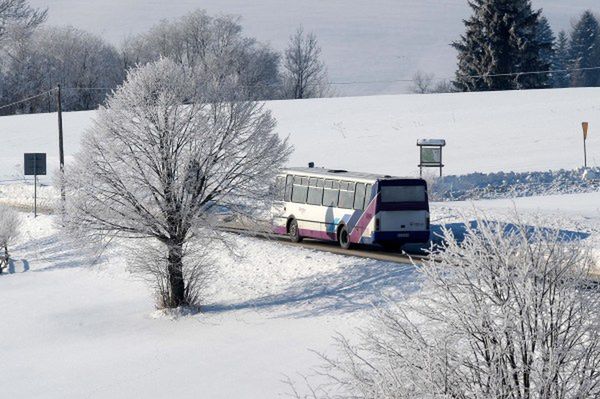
(338, 225), (352, 250)
(288, 219), (302, 243)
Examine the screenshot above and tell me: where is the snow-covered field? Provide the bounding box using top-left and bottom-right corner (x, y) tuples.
(1, 190), (598, 398)
(1, 88), (599, 186)
(1, 88), (599, 397)
(0, 213), (417, 398)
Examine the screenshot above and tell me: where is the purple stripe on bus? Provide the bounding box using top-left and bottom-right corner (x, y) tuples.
(348, 194), (379, 243)
(273, 225), (287, 235)
(273, 225), (336, 242)
(299, 229), (336, 241)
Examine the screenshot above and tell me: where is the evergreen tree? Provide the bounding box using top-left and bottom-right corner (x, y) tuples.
(452, 0), (551, 91)
(536, 16), (555, 87)
(569, 11), (600, 87)
(553, 30), (571, 88)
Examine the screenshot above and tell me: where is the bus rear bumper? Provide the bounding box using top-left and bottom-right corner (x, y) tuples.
(373, 231), (430, 245)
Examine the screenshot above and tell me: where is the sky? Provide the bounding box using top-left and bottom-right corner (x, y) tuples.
(28, 0), (600, 96)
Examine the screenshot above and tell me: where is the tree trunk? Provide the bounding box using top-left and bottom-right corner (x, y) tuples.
(0, 244), (8, 274)
(167, 241), (185, 308)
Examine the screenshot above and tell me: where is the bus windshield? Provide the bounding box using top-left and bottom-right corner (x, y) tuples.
(380, 185), (426, 203)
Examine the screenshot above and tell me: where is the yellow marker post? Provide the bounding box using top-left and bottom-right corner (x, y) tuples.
(582, 122), (589, 168)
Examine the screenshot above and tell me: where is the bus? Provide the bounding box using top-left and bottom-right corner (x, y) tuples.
(272, 167), (430, 249)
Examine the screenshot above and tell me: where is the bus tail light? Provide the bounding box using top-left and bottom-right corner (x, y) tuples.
(375, 218), (380, 231)
(426, 215), (430, 230)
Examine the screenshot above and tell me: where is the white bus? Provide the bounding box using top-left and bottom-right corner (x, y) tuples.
(272, 167), (430, 249)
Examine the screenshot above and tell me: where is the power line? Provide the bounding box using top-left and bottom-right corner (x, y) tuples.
(0, 89), (54, 112)
(1, 64), (600, 111)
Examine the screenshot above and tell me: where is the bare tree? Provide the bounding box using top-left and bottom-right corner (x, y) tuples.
(0, 0), (46, 44)
(431, 79), (455, 94)
(1, 26), (124, 115)
(281, 26), (329, 99)
(314, 212), (600, 398)
(63, 58), (291, 308)
(409, 71), (434, 94)
(0, 205), (20, 273)
(122, 9), (281, 100)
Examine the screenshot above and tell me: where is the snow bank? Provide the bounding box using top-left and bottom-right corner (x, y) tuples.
(1, 88), (599, 184)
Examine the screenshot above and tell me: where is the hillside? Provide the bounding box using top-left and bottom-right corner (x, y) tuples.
(28, 0), (600, 96)
(1, 88), (599, 184)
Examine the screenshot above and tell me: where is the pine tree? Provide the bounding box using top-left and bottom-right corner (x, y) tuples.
(569, 11), (600, 87)
(553, 30), (571, 88)
(452, 0), (551, 91)
(536, 16), (555, 87)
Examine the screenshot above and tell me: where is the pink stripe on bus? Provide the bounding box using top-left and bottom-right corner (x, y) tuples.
(349, 194), (378, 243)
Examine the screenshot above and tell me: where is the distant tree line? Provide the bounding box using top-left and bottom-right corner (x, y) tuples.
(413, 1), (600, 93)
(0, 2), (329, 115)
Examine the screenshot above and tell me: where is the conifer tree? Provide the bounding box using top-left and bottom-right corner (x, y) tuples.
(452, 0), (551, 91)
(553, 30), (571, 88)
(536, 16), (555, 87)
(569, 11), (600, 87)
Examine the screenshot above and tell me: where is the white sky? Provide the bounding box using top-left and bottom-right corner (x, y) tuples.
(28, 0), (600, 95)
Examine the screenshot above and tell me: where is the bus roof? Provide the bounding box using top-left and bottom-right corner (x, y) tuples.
(281, 167), (419, 183)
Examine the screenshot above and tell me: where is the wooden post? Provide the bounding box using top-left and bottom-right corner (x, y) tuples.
(57, 85), (65, 203)
(34, 173), (37, 218)
(582, 122), (589, 169)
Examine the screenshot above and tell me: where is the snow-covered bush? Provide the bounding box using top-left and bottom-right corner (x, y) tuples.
(0, 205), (21, 273)
(433, 167), (600, 201)
(315, 212), (600, 398)
(63, 58), (291, 308)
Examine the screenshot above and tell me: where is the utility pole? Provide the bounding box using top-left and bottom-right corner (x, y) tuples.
(57, 85), (65, 204)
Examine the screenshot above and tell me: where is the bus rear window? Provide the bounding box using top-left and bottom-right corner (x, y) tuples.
(380, 185), (426, 203)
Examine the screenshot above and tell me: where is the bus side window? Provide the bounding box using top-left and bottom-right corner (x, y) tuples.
(339, 181), (355, 209)
(285, 175), (293, 201)
(353, 183), (366, 210)
(309, 177), (318, 187)
(292, 175), (308, 203)
(323, 179), (339, 207)
(363, 184), (373, 209)
(307, 186), (324, 205)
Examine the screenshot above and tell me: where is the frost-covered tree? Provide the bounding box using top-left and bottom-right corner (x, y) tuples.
(452, 0), (551, 91)
(122, 10), (281, 100)
(409, 71), (434, 94)
(0, 205), (20, 274)
(553, 30), (571, 88)
(0, 0), (46, 111)
(0, 0), (46, 44)
(313, 213), (600, 398)
(63, 58), (290, 308)
(569, 11), (600, 87)
(1, 26), (124, 115)
(281, 26), (329, 99)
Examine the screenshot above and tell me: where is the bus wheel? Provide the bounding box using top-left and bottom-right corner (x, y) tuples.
(338, 225), (352, 250)
(288, 219), (302, 243)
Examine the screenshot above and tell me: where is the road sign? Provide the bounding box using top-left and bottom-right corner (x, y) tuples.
(417, 139), (446, 177)
(24, 153), (47, 176)
(24, 153), (46, 218)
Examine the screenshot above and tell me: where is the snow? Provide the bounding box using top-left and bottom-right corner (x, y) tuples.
(0, 213), (418, 398)
(1, 189), (598, 397)
(1, 88), (599, 397)
(1, 88), (599, 186)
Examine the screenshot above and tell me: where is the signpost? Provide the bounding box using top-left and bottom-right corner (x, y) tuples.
(24, 153), (46, 218)
(417, 139), (446, 177)
(582, 122), (589, 168)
